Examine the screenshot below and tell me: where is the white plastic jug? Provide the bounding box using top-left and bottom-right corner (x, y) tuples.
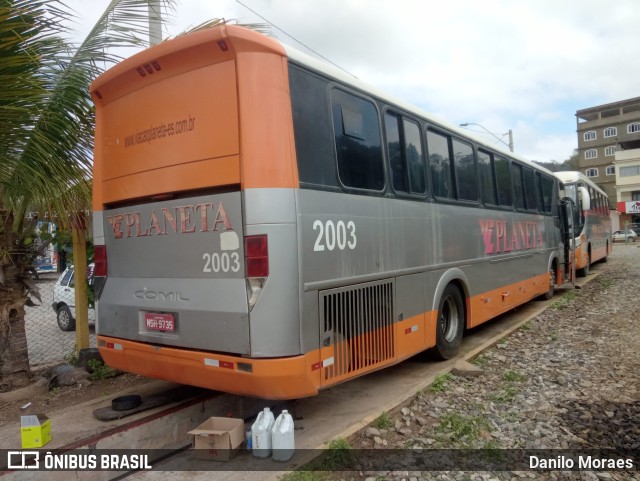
(271, 410), (295, 462)
(251, 407), (275, 458)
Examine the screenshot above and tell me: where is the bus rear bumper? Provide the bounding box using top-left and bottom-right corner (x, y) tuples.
(98, 336), (320, 400)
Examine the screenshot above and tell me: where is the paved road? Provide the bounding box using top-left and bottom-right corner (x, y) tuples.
(124, 268), (603, 481)
(128, 291), (582, 480)
(0, 259), (605, 481)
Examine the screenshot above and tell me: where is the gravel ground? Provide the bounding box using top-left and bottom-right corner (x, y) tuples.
(326, 244), (640, 481)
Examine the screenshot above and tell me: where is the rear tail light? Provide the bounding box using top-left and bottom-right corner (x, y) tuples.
(244, 235), (268, 311)
(244, 235), (268, 277)
(93, 245), (107, 301)
(94, 245), (107, 277)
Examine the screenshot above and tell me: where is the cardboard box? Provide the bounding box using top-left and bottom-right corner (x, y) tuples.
(189, 417), (245, 461)
(21, 414), (51, 448)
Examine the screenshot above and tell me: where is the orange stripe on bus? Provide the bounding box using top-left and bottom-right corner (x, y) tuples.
(468, 272), (549, 328)
(573, 241), (608, 270)
(98, 272), (552, 398)
(99, 337), (321, 400)
(574, 243), (587, 270)
(317, 313), (432, 390)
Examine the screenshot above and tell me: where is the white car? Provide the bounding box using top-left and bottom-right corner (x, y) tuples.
(52, 264), (96, 331)
(612, 229), (637, 242)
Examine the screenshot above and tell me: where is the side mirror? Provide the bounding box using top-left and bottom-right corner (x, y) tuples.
(561, 196), (576, 212)
(578, 186), (591, 211)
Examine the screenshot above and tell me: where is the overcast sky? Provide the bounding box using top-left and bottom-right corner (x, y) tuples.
(67, 0), (640, 164)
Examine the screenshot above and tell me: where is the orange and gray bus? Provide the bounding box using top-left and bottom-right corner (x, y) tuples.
(555, 171), (612, 277)
(91, 25), (566, 399)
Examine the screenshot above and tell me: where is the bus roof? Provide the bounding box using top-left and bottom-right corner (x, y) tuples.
(91, 24), (554, 179)
(282, 41), (553, 176)
(554, 171), (607, 196)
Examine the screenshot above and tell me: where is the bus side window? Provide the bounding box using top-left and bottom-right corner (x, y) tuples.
(403, 119), (426, 194)
(539, 173), (554, 214)
(599, 195), (603, 214)
(384, 114), (426, 195)
(523, 167), (539, 211)
(289, 65), (339, 189)
(331, 89), (385, 191)
(478, 150), (497, 205)
(511, 163), (525, 210)
(426, 129), (454, 199)
(452, 139), (478, 202)
(493, 156), (512, 207)
(598, 193), (603, 215)
(385, 113), (405, 191)
(601, 194), (604, 214)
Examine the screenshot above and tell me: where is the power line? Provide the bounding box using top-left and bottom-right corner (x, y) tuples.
(235, 0), (356, 78)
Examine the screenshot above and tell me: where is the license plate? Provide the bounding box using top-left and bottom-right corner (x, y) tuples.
(144, 312), (175, 332)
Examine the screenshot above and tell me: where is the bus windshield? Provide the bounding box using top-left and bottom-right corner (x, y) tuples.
(564, 184), (577, 203)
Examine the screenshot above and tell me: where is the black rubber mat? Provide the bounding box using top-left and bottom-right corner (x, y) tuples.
(93, 386), (209, 421)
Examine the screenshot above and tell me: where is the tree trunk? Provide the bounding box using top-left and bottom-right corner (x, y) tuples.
(0, 261), (33, 392)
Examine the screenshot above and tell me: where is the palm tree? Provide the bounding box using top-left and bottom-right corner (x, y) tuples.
(0, 0), (178, 392)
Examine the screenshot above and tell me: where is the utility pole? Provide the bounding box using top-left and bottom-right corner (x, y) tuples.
(149, 0), (162, 46)
(459, 123), (515, 153)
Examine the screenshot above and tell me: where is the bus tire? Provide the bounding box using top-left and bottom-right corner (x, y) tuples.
(431, 284), (465, 360)
(577, 249), (591, 277)
(541, 265), (556, 300)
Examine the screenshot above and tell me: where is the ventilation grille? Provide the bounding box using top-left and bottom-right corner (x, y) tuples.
(320, 279), (394, 382)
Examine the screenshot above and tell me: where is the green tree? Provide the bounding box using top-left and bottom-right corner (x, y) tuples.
(532, 150), (580, 173)
(560, 150), (580, 171)
(0, 0), (177, 392)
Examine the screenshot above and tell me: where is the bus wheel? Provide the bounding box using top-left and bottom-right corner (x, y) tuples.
(431, 284), (464, 360)
(577, 251), (591, 277)
(542, 266), (556, 300)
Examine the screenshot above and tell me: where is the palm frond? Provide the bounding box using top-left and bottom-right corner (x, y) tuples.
(0, 0), (68, 170)
(1, 0), (177, 229)
(172, 18), (270, 38)
(69, 0), (176, 73)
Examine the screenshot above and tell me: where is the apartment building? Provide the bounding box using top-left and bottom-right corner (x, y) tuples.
(575, 96), (640, 214)
(615, 148), (640, 230)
